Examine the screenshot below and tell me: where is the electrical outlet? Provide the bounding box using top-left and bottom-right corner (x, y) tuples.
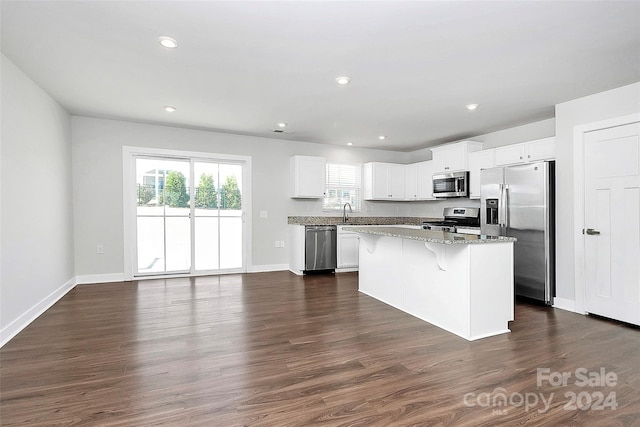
(280, 240), (285, 248)
(97, 244), (104, 254)
(260, 210), (268, 218)
(274, 240), (280, 248)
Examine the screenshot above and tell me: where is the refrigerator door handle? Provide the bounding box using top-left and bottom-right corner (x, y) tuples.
(498, 184), (504, 227)
(503, 184), (509, 231)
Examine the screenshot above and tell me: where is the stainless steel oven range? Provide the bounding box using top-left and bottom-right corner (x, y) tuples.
(422, 207), (480, 235)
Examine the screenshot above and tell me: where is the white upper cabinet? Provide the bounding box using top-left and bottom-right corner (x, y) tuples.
(405, 163), (418, 200)
(290, 155), (326, 198)
(431, 140), (484, 173)
(494, 143), (525, 166)
(363, 162), (405, 200)
(416, 160), (436, 200)
(525, 137), (556, 162)
(495, 137), (556, 166)
(468, 149), (495, 199)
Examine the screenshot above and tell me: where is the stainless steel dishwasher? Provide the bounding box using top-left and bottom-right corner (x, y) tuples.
(305, 225), (337, 272)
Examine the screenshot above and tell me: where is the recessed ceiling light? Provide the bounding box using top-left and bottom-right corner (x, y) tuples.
(163, 105), (176, 112)
(159, 36), (178, 49)
(277, 122), (288, 128)
(378, 135), (386, 140)
(335, 76), (350, 85)
(466, 103), (478, 110)
(347, 142), (353, 146)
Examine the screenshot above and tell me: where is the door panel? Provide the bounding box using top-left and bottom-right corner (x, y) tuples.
(622, 188), (640, 306)
(194, 216), (219, 271)
(594, 189), (612, 299)
(505, 162), (551, 302)
(135, 158), (191, 275)
(137, 215), (164, 273)
(193, 161), (244, 272)
(584, 122), (640, 325)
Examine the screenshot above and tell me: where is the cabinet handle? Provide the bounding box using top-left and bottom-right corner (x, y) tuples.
(528, 155), (531, 158)
(444, 166), (449, 170)
(519, 156), (523, 159)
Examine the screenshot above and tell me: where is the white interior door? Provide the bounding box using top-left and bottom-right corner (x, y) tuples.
(584, 122), (640, 325)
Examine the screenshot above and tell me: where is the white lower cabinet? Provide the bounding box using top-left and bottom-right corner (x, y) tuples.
(288, 225), (306, 275)
(337, 226), (359, 270)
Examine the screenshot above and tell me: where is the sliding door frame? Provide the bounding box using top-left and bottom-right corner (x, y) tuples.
(122, 146), (252, 281)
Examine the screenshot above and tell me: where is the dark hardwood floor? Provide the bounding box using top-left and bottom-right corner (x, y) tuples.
(1, 271), (638, 426)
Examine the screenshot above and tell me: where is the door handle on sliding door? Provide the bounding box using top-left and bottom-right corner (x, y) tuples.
(585, 228), (601, 235)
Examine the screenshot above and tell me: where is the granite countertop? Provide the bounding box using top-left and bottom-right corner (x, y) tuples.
(287, 216), (440, 226)
(343, 226), (517, 245)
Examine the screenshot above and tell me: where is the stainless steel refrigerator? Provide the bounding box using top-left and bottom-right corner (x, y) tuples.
(480, 161), (555, 304)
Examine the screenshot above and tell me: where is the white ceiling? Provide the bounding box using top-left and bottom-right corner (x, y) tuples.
(2, 1), (640, 151)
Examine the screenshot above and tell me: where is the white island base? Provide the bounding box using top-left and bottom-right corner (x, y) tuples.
(354, 229), (515, 341)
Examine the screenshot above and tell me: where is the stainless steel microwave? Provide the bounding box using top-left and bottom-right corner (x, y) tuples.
(432, 171), (469, 198)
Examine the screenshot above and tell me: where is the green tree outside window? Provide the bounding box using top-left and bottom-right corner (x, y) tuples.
(163, 171), (190, 207)
(195, 173), (218, 208)
(220, 176), (242, 209)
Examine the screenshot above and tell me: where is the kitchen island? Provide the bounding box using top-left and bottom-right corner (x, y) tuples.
(345, 226), (516, 341)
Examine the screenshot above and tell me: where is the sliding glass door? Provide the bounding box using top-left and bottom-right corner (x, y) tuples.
(133, 154), (246, 277)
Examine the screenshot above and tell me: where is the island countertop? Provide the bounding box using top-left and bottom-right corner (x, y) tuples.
(344, 226), (516, 245)
(287, 216), (440, 226)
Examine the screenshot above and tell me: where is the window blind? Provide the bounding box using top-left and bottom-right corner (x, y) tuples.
(323, 163), (361, 211)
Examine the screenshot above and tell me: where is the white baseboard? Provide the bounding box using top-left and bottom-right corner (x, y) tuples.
(1, 277), (76, 348)
(553, 297), (579, 313)
(247, 264), (289, 273)
(336, 267), (359, 273)
(75, 273), (126, 284)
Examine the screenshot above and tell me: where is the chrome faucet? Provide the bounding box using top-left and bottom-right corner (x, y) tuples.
(343, 202), (352, 222)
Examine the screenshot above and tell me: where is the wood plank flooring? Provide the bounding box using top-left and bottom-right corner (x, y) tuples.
(1, 271), (638, 426)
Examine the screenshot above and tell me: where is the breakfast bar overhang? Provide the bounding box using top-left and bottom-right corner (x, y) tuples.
(345, 226), (517, 341)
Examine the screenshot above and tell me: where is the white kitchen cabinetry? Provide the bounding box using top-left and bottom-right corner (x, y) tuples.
(290, 155), (326, 198)
(416, 160), (436, 200)
(431, 140), (483, 173)
(524, 137), (555, 162)
(468, 149), (495, 199)
(288, 225), (306, 275)
(494, 143), (525, 166)
(494, 137), (555, 166)
(363, 162), (405, 200)
(405, 163), (418, 200)
(337, 225), (359, 270)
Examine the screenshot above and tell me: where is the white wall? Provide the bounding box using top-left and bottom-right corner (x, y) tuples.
(71, 117), (415, 276)
(0, 55), (75, 345)
(554, 82), (640, 304)
(71, 115), (556, 278)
